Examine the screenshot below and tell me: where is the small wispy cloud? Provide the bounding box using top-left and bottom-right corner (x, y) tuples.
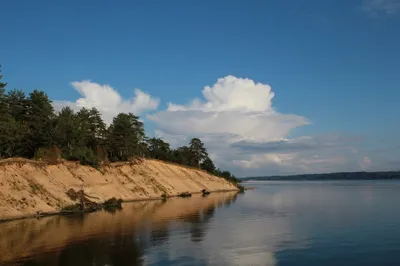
(360, 156), (372, 171)
(230, 134), (362, 154)
(363, 0), (400, 18)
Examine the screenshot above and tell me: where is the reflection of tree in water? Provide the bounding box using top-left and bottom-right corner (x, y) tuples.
(177, 194), (240, 243)
(178, 203), (218, 243)
(19, 230), (146, 266)
(224, 193), (239, 207)
(108, 233), (146, 266)
(150, 223), (169, 247)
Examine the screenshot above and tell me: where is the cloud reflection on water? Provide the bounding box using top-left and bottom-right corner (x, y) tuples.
(142, 186), (313, 266)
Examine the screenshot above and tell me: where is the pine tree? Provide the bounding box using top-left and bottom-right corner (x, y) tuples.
(87, 108), (107, 149)
(170, 146), (192, 166)
(25, 90), (55, 157)
(200, 157), (216, 173)
(0, 66), (8, 115)
(5, 89), (30, 157)
(106, 113), (145, 161)
(7, 89), (28, 122)
(53, 107), (78, 157)
(189, 138), (208, 168)
(147, 137), (171, 161)
(0, 67), (17, 158)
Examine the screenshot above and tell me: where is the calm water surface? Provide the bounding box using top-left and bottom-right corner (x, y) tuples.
(2, 181), (400, 266)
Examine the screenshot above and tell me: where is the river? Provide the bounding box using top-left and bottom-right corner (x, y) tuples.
(1, 180), (400, 265)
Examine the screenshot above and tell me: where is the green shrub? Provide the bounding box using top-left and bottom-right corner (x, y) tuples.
(103, 197), (122, 209)
(177, 192), (192, 198)
(61, 203), (83, 212)
(67, 147), (99, 168)
(237, 184), (245, 193)
(34, 146), (61, 162)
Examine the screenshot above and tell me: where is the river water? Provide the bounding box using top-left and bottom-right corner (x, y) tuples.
(1, 180), (400, 266)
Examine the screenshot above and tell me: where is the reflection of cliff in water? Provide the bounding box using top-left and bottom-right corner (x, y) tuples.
(0, 192), (239, 265)
(181, 191), (238, 243)
(22, 233), (146, 266)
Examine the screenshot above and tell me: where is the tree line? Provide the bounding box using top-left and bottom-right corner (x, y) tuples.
(242, 171), (400, 181)
(0, 67), (239, 183)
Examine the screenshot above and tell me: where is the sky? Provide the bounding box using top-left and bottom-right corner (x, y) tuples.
(1, 0), (399, 176)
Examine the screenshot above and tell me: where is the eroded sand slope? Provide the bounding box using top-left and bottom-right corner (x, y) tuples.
(0, 158), (237, 219)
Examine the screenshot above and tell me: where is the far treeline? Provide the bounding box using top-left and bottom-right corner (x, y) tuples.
(242, 171), (400, 181)
(0, 67), (239, 184)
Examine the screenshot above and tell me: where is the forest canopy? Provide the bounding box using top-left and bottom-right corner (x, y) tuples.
(0, 67), (239, 184)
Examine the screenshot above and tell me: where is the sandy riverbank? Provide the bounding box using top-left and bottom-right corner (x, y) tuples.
(0, 158), (238, 220)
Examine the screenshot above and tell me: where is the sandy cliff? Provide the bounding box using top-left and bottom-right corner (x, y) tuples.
(0, 158), (238, 220)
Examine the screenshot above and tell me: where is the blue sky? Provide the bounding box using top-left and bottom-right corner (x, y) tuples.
(1, 0), (399, 175)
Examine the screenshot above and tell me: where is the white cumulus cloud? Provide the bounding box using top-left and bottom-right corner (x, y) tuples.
(54, 80), (159, 123)
(148, 75), (316, 175)
(149, 76), (310, 142)
(149, 75), (373, 176)
(167, 75), (275, 112)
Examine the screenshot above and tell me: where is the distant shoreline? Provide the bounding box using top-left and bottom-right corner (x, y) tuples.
(243, 179), (400, 182)
(241, 171), (400, 181)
